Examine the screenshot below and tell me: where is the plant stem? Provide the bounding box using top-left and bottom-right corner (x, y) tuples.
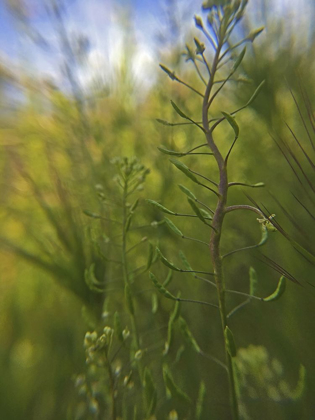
(202, 33), (240, 420)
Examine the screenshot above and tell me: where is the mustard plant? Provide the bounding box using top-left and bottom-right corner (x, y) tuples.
(147, 1), (304, 419)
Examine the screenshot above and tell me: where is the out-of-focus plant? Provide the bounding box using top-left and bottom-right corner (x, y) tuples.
(148, 1), (307, 419)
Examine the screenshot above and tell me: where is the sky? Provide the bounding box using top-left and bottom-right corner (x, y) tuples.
(0, 0), (314, 96)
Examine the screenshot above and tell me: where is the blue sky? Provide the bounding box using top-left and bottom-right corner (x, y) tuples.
(0, 0), (313, 94)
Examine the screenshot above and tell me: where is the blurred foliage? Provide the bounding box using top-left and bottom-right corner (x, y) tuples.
(0, 0), (315, 419)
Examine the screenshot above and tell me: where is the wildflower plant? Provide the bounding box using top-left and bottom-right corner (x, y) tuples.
(148, 1), (306, 418)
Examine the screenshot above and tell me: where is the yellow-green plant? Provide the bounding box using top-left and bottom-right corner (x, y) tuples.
(148, 1), (305, 418)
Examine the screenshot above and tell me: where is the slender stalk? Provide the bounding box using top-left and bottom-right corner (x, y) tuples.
(202, 25), (240, 420)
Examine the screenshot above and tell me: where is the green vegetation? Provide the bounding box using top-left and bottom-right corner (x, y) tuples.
(0, 0), (315, 419)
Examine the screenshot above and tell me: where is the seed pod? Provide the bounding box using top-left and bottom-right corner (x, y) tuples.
(156, 248), (181, 271)
(179, 317), (200, 353)
(249, 267), (258, 296)
(163, 365), (191, 404)
(143, 368), (157, 417)
(178, 184), (196, 200)
(224, 326), (237, 357)
(158, 146), (185, 156)
(160, 64), (177, 80)
(170, 100), (190, 120)
(146, 199), (175, 215)
(170, 159), (199, 184)
(245, 80), (265, 107)
(222, 111), (239, 137)
(263, 276), (286, 302)
(187, 198), (208, 225)
(232, 47), (246, 73)
(165, 218), (183, 237)
(150, 272), (177, 301)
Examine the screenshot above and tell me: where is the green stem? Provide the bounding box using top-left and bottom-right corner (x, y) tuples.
(202, 29), (240, 420)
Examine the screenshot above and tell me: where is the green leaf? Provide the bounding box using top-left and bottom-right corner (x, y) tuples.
(179, 317), (200, 353)
(199, 208), (213, 220)
(170, 159), (199, 183)
(245, 80), (265, 107)
(158, 146), (185, 156)
(156, 247), (181, 271)
(160, 64), (177, 81)
(187, 198), (208, 225)
(165, 218), (183, 237)
(163, 365), (192, 404)
(263, 276), (286, 302)
(178, 184), (196, 200)
(249, 267), (258, 296)
(232, 47), (246, 73)
(170, 100), (190, 120)
(146, 199), (175, 215)
(222, 111), (239, 137)
(224, 326), (237, 357)
(149, 272), (177, 300)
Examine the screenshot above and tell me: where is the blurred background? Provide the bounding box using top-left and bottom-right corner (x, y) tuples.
(1, 0), (315, 419)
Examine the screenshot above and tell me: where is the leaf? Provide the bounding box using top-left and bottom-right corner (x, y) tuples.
(149, 272), (177, 301)
(263, 276), (286, 302)
(156, 247), (181, 271)
(187, 198), (208, 225)
(224, 326), (237, 357)
(170, 100), (190, 120)
(222, 111), (239, 137)
(158, 146), (185, 156)
(170, 159), (199, 183)
(146, 199), (175, 215)
(163, 365), (192, 404)
(178, 184), (197, 200)
(199, 208), (213, 220)
(249, 267), (258, 296)
(165, 218), (183, 237)
(245, 80), (265, 107)
(232, 46), (246, 73)
(179, 317), (200, 353)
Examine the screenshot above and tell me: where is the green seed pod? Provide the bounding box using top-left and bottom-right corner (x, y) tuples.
(130, 198), (139, 212)
(146, 199), (175, 215)
(187, 198), (208, 225)
(158, 146), (185, 156)
(146, 242), (154, 271)
(249, 267), (258, 296)
(224, 326), (237, 357)
(179, 317), (200, 353)
(164, 218), (183, 237)
(149, 272), (177, 301)
(222, 111), (239, 137)
(232, 47), (246, 73)
(159, 64), (178, 80)
(143, 368), (157, 417)
(178, 184), (196, 200)
(170, 159), (199, 184)
(170, 100), (190, 120)
(156, 248), (181, 271)
(263, 276), (286, 302)
(163, 270), (173, 287)
(245, 80), (265, 107)
(248, 26), (264, 42)
(163, 365), (191, 404)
